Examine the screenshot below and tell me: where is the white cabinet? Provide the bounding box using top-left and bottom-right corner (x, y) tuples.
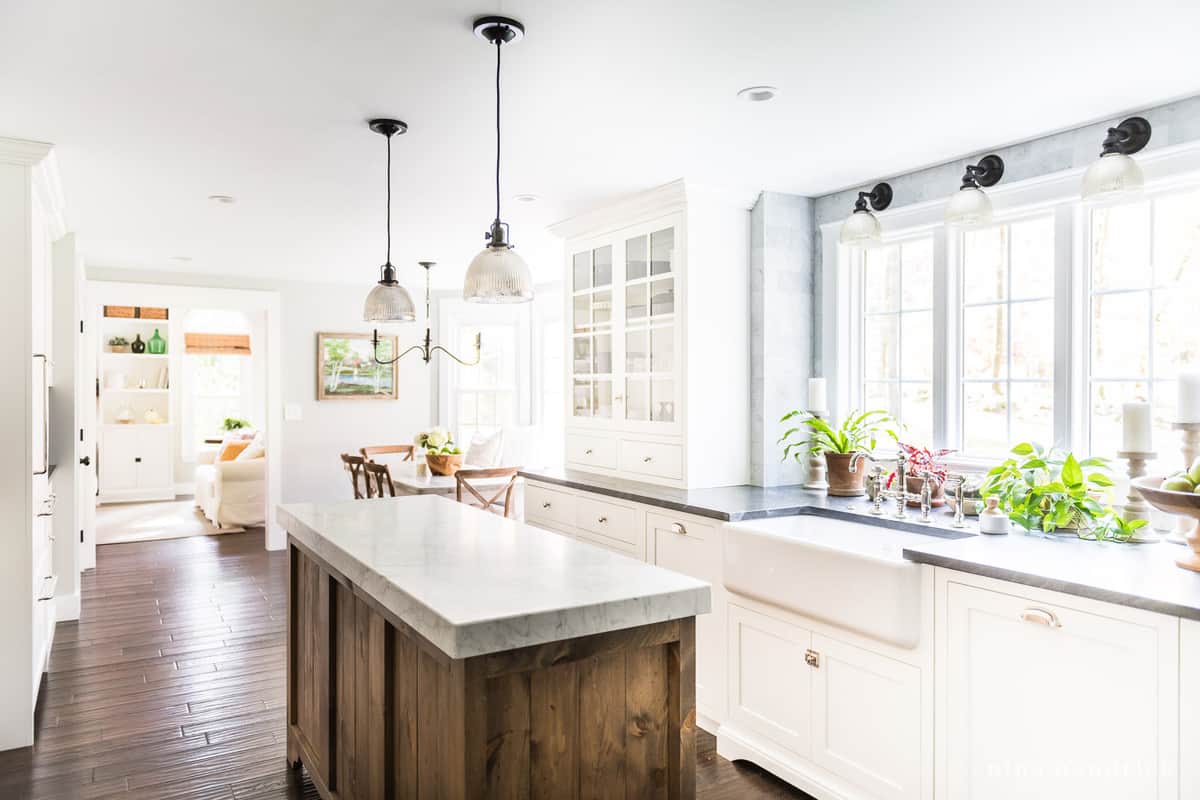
(649, 510), (725, 726)
(98, 425), (174, 502)
(939, 572), (1179, 800)
(1182, 619), (1200, 799)
(552, 180), (749, 488)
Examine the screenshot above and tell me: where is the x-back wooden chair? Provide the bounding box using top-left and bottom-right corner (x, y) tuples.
(360, 444), (415, 463)
(362, 460), (397, 499)
(341, 453), (370, 499)
(454, 467), (522, 518)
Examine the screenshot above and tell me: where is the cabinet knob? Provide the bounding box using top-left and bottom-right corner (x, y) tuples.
(643, 456), (653, 463)
(541, 502), (552, 509)
(597, 516), (607, 524)
(1019, 607), (1061, 628)
(584, 448), (593, 455)
(134, 457), (142, 463)
(671, 522), (687, 536)
(804, 649), (820, 668)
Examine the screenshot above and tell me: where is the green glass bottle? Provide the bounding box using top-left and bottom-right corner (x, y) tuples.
(148, 329), (166, 355)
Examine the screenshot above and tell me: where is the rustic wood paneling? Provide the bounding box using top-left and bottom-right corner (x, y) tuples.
(392, 627), (419, 797)
(529, 661), (580, 800)
(626, 646), (670, 799)
(579, 651), (628, 800)
(485, 671), (532, 796)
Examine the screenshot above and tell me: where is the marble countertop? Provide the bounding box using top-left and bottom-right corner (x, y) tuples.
(277, 495), (711, 659)
(520, 467), (824, 521)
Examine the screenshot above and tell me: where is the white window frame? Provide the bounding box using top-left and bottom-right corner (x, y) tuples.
(822, 141), (1200, 471)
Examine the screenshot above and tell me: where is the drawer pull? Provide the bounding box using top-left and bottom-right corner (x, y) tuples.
(804, 649), (820, 668)
(643, 456), (653, 463)
(597, 516), (608, 524)
(1019, 607), (1061, 628)
(541, 502), (552, 509)
(671, 522), (687, 536)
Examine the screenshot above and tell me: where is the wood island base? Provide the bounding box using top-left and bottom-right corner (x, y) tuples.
(287, 541), (698, 799)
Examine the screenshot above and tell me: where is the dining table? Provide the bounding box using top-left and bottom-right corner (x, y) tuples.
(386, 460), (519, 498)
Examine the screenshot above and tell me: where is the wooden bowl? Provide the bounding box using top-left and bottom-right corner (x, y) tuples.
(1132, 476), (1200, 572)
(425, 453), (464, 477)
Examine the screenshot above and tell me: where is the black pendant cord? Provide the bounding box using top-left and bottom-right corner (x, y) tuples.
(385, 130), (392, 268)
(494, 36), (502, 225)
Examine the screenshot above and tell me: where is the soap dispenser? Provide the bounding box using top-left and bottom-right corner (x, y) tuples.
(978, 496), (1009, 535)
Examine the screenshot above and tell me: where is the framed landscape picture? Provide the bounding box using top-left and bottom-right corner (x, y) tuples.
(316, 332), (398, 400)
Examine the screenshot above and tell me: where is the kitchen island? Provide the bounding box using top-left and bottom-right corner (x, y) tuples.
(277, 495), (710, 799)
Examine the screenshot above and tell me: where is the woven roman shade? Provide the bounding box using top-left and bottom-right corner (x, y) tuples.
(184, 333), (251, 355)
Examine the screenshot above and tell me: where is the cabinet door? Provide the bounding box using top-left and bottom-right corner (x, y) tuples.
(944, 581), (1178, 800)
(621, 225), (679, 431)
(650, 512), (723, 724)
(569, 243), (615, 422)
(135, 426), (169, 488)
(99, 428), (137, 491)
(727, 603), (812, 756)
(1182, 619), (1199, 799)
(811, 633), (923, 800)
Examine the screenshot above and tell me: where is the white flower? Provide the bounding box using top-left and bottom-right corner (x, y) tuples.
(425, 427), (450, 449)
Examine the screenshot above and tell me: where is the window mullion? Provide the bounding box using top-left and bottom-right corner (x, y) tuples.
(933, 228), (952, 451)
(1057, 202), (1083, 451)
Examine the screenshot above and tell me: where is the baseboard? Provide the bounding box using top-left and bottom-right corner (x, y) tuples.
(697, 712), (721, 736)
(716, 724), (868, 800)
(173, 482), (195, 497)
(55, 590), (80, 622)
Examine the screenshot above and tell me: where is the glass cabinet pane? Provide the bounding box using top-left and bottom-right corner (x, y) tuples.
(651, 379), (675, 421)
(626, 235), (648, 281)
(593, 245), (612, 287)
(626, 329), (648, 373)
(650, 278), (674, 316)
(626, 284), (647, 320)
(573, 338), (591, 375)
(626, 378), (649, 421)
(650, 228), (673, 275)
(573, 294), (589, 333)
(593, 381), (612, 418)
(592, 290), (611, 326)
(573, 252), (591, 292)
(573, 380), (591, 417)
(651, 326), (673, 372)
(594, 334), (612, 374)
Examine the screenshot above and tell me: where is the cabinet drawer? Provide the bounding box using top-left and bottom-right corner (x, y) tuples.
(620, 439), (683, 480)
(575, 529), (641, 559)
(524, 482), (575, 528)
(566, 433), (617, 469)
(575, 496), (640, 550)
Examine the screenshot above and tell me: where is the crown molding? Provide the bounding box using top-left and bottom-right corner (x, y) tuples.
(0, 136), (53, 167)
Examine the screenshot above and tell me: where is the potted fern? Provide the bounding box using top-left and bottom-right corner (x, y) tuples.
(779, 409), (898, 496)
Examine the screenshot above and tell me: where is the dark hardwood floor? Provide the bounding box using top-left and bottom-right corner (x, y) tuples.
(0, 532), (812, 799)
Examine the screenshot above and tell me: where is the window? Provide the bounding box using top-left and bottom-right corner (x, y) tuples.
(1087, 188), (1200, 456)
(858, 238), (934, 444)
(960, 217), (1056, 455)
(454, 324), (517, 446)
(189, 353), (252, 440)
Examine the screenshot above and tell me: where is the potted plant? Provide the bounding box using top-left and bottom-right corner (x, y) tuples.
(889, 443), (955, 507)
(779, 409), (898, 496)
(980, 442), (1144, 541)
(415, 427), (464, 476)
(108, 336), (129, 353)
(222, 417), (252, 432)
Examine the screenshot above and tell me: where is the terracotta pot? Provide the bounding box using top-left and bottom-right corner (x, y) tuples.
(905, 475), (946, 507)
(425, 453), (464, 477)
(825, 452), (867, 497)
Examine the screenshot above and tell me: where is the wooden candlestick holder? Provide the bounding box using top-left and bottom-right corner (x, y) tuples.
(802, 411), (829, 492)
(1116, 450), (1158, 542)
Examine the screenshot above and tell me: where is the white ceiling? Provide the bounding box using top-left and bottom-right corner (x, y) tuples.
(2, 0), (1199, 290)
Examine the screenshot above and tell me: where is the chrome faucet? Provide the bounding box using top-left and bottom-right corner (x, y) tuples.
(866, 465), (887, 515)
(892, 450), (909, 518)
(849, 451), (870, 475)
(945, 473), (968, 529)
(918, 471), (934, 523)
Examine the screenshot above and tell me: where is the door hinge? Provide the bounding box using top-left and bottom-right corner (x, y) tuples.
(80, 427), (84, 442)
(804, 649), (820, 668)
(80, 530), (84, 543)
(79, 320), (84, 334)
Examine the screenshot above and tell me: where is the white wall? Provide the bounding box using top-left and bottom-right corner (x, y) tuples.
(87, 268), (432, 506)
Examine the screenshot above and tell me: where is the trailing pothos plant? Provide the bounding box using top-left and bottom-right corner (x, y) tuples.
(979, 442), (1145, 542)
(779, 408), (898, 461)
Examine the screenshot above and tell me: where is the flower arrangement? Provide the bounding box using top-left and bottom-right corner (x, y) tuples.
(414, 427), (461, 455)
(887, 443), (955, 489)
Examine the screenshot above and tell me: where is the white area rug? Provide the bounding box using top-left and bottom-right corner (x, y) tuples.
(96, 498), (246, 545)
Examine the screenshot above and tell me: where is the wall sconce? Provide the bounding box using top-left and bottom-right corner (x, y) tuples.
(839, 182), (893, 247)
(1081, 116), (1152, 201)
(945, 155), (1004, 229)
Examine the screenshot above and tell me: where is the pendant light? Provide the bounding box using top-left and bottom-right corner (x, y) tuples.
(945, 154), (1004, 229)
(1081, 116), (1152, 202)
(363, 118), (417, 323)
(463, 15), (534, 304)
(372, 262), (482, 366)
(839, 182), (893, 247)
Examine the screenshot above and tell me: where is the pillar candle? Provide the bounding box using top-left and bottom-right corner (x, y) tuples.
(1122, 402), (1152, 452)
(807, 377), (827, 414)
(1179, 373), (1200, 424)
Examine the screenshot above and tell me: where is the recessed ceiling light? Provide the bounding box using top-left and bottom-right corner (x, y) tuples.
(170, 256), (193, 262)
(737, 86), (778, 103)
(513, 193), (539, 204)
(208, 194), (236, 205)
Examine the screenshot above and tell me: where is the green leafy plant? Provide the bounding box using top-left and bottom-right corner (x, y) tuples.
(107, 336), (128, 346)
(980, 442), (1140, 541)
(779, 409), (898, 461)
(222, 417), (252, 431)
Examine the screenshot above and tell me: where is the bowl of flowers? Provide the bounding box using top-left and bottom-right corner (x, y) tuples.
(415, 427), (464, 476)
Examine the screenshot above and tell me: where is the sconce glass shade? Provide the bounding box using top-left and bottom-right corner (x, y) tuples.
(1081, 151), (1145, 201)
(363, 281), (417, 322)
(463, 245), (534, 303)
(945, 186), (993, 229)
(839, 209), (882, 247)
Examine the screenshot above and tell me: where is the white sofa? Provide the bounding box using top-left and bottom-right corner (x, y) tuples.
(194, 447), (266, 528)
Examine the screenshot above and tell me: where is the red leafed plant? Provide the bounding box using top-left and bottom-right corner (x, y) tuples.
(886, 442), (955, 488)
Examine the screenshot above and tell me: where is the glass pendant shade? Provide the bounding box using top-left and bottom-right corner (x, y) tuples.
(463, 245), (534, 303)
(363, 279), (416, 322)
(945, 186), (993, 229)
(839, 208), (882, 247)
(1081, 151), (1145, 201)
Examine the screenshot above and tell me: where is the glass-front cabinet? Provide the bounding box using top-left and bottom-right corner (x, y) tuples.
(569, 216), (682, 435)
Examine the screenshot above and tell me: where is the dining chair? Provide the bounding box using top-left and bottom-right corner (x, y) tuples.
(363, 460), (397, 499)
(341, 453), (370, 499)
(360, 444), (415, 462)
(455, 467), (522, 518)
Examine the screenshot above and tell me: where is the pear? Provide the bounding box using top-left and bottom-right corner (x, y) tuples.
(1162, 476), (1194, 492)
(1188, 459), (1200, 485)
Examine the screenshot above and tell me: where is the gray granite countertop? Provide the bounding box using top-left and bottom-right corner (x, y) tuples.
(521, 468), (1200, 619)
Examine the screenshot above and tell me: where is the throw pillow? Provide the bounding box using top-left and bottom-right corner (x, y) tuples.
(218, 440), (252, 462)
(466, 429), (504, 467)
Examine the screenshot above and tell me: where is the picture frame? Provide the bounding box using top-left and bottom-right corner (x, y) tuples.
(316, 332), (398, 400)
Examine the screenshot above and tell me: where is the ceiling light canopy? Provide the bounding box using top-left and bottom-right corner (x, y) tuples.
(362, 118), (417, 324)
(839, 182), (893, 247)
(1081, 116), (1152, 202)
(463, 15), (534, 304)
(945, 154), (1004, 229)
